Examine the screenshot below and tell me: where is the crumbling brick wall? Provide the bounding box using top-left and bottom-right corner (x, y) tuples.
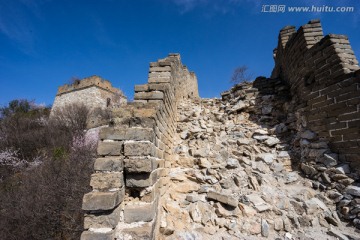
(271, 19), (360, 168)
(81, 53), (199, 240)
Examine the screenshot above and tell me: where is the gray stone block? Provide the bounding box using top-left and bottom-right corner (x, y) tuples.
(81, 231), (114, 240)
(148, 72), (171, 78)
(97, 141), (123, 156)
(82, 189), (124, 211)
(124, 157), (157, 173)
(126, 171), (158, 188)
(117, 222), (154, 240)
(90, 172), (124, 190)
(149, 66), (171, 72)
(124, 141), (155, 156)
(100, 127), (154, 141)
(134, 84), (149, 92)
(207, 191), (238, 207)
(148, 77), (171, 83)
(94, 157), (124, 172)
(134, 91), (164, 100)
(84, 205), (121, 229)
(124, 202), (156, 223)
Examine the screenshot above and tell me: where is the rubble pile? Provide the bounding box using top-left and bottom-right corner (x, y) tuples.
(158, 82), (360, 240)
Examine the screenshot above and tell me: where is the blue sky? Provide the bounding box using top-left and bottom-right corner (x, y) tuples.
(1, 0), (359, 106)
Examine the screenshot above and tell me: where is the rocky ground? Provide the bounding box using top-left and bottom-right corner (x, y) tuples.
(157, 83), (360, 240)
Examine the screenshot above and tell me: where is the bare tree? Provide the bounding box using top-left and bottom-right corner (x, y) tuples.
(51, 103), (90, 134)
(230, 65), (252, 84)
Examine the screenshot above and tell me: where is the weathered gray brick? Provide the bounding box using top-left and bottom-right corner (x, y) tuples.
(84, 205), (121, 229)
(81, 231), (114, 240)
(90, 172), (124, 190)
(124, 157), (157, 173)
(124, 202), (156, 223)
(82, 189), (124, 211)
(97, 141), (123, 156)
(126, 171), (158, 187)
(207, 191), (238, 207)
(100, 127), (155, 141)
(149, 66), (171, 72)
(124, 141), (155, 156)
(134, 84), (149, 92)
(134, 91), (164, 100)
(94, 157), (124, 172)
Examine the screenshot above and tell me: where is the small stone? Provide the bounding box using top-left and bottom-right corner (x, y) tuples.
(272, 162), (284, 173)
(231, 100), (248, 112)
(325, 212), (341, 226)
(248, 176), (260, 191)
(338, 178), (354, 186)
(246, 193), (271, 212)
(192, 148), (209, 157)
(252, 135), (269, 141)
(301, 130), (316, 140)
(353, 218), (360, 229)
(226, 158), (240, 169)
(275, 123), (288, 134)
(189, 203), (202, 223)
(278, 151), (290, 158)
(323, 153), (338, 167)
(186, 194), (200, 203)
(198, 158), (211, 168)
(336, 164), (350, 174)
(290, 200), (305, 215)
(321, 172), (332, 184)
(283, 218), (292, 232)
(175, 181), (200, 193)
(214, 202), (240, 217)
(274, 218), (283, 231)
(249, 220), (261, 235)
(261, 219), (269, 237)
(285, 232), (293, 240)
(328, 190), (342, 200)
(345, 186), (360, 197)
(310, 141), (328, 149)
(254, 129), (268, 135)
(338, 199), (351, 207)
(264, 136), (280, 147)
(239, 203), (257, 217)
(311, 217), (320, 227)
(300, 139), (310, 146)
(207, 191), (238, 207)
(327, 228), (349, 240)
(262, 105), (272, 115)
(198, 185), (213, 194)
(256, 153), (275, 164)
(301, 163), (317, 176)
(180, 130), (189, 139)
(285, 172), (298, 183)
(237, 138), (252, 145)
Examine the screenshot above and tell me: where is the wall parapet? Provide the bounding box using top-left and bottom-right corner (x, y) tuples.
(271, 19), (360, 168)
(56, 75), (123, 96)
(81, 53), (199, 239)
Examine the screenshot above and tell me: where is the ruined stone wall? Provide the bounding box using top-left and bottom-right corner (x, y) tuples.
(81, 53), (199, 240)
(51, 76), (126, 128)
(271, 19), (360, 168)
